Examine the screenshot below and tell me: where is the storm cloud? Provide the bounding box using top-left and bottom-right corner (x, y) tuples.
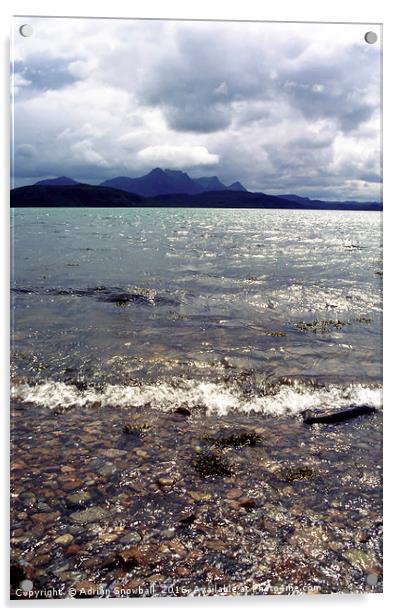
(11, 17), (382, 199)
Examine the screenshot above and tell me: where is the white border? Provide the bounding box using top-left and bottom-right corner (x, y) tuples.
(1, 1), (397, 614)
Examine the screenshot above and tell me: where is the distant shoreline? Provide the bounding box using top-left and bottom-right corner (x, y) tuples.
(10, 184), (383, 211)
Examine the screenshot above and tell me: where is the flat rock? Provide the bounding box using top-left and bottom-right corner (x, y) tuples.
(31, 511), (61, 524)
(119, 531), (142, 545)
(118, 544), (160, 568)
(54, 534), (74, 546)
(102, 448), (128, 458)
(66, 491), (92, 507)
(69, 507), (110, 524)
(95, 461), (117, 476)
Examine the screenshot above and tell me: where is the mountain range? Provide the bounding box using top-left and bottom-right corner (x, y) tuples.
(10, 168), (382, 210)
(35, 168), (248, 197)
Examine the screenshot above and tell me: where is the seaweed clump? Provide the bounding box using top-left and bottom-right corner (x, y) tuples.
(192, 454), (233, 478)
(296, 320), (345, 333)
(114, 296), (130, 307)
(205, 431), (262, 448)
(123, 423), (150, 437)
(283, 466), (315, 482)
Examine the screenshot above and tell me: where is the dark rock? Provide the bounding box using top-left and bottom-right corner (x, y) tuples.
(174, 406), (191, 417)
(302, 405), (377, 425)
(10, 562), (32, 588)
(177, 510), (197, 525)
(237, 498), (256, 509)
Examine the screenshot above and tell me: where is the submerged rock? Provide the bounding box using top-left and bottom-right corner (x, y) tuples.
(66, 491), (92, 508)
(118, 544), (160, 568)
(69, 507), (109, 524)
(119, 531), (141, 545)
(54, 534), (74, 546)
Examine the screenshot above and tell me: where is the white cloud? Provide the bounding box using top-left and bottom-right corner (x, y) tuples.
(137, 145), (219, 167)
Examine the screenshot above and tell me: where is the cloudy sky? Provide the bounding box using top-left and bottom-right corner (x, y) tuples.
(12, 17), (382, 200)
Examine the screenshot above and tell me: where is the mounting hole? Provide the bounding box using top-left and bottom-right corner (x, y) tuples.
(364, 31), (378, 44)
(19, 24), (33, 37)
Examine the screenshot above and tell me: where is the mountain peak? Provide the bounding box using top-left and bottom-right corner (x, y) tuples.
(36, 176), (78, 186)
(148, 167), (165, 176)
(227, 181), (247, 192)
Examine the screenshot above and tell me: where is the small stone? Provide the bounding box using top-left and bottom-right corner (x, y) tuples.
(69, 507), (109, 524)
(226, 488), (242, 499)
(135, 449), (149, 459)
(119, 531), (141, 545)
(65, 544), (81, 555)
(97, 462), (117, 476)
(54, 534), (74, 546)
(60, 465), (75, 473)
(102, 448), (127, 458)
(31, 511), (61, 524)
(66, 491), (92, 507)
(157, 477), (174, 488)
(36, 501), (51, 512)
(118, 544), (159, 568)
(188, 491), (212, 502)
(20, 492), (37, 506)
(160, 529), (175, 539)
(176, 566), (190, 576)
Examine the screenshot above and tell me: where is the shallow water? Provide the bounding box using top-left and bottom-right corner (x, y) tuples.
(10, 207), (383, 597)
(11, 207), (382, 416)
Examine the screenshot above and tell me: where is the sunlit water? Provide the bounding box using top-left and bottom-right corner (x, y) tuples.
(11, 207), (382, 416)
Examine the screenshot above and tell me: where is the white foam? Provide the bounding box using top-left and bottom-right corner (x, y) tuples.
(10, 379), (382, 417)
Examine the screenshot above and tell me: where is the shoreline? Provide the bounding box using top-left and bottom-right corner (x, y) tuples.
(11, 400), (383, 598)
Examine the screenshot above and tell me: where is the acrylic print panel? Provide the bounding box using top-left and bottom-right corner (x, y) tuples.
(10, 16), (382, 599)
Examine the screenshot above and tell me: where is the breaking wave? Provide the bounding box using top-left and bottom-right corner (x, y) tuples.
(10, 378), (382, 418)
